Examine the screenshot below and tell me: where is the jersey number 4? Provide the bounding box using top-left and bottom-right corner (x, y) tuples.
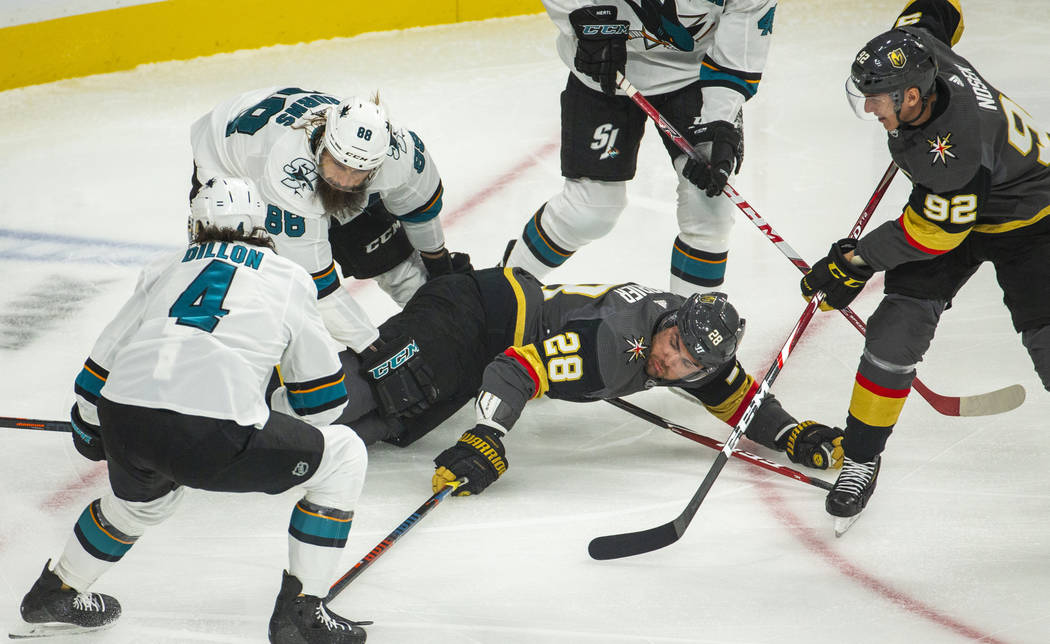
(169, 260), (236, 333)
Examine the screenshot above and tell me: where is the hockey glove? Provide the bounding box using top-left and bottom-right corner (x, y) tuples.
(361, 335), (439, 418)
(433, 425), (508, 495)
(420, 248), (473, 279)
(683, 120), (743, 197)
(569, 6), (629, 96)
(800, 239), (874, 311)
(776, 421), (844, 470)
(70, 404), (105, 462)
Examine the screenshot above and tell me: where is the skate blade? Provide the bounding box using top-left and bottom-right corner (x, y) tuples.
(834, 514), (862, 538)
(8, 621), (113, 639)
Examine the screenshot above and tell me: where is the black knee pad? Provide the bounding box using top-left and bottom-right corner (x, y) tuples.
(865, 294), (945, 367)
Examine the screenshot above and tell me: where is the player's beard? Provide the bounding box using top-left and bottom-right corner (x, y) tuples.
(317, 177), (369, 217)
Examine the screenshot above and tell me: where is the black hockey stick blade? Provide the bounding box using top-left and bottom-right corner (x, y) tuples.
(588, 521), (680, 560)
(588, 451), (732, 560)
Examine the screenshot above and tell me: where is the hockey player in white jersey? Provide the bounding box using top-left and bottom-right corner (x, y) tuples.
(503, 0), (776, 295)
(12, 179), (370, 643)
(191, 87), (468, 353)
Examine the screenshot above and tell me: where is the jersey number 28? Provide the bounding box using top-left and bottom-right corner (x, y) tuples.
(543, 332), (582, 382)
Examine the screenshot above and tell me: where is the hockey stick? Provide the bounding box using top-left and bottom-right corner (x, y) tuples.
(614, 72), (1025, 418)
(589, 293), (829, 560)
(0, 416), (72, 432)
(721, 178), (1025, 417)
(326, 478), (465, 601)
(606, 397), (832, 491)
(588, 156), (877, 559)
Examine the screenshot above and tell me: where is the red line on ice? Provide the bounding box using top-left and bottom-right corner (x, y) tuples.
(754, 475), (1008, 644)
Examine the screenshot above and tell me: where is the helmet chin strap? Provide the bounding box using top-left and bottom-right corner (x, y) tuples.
(892, 90), (933, 128)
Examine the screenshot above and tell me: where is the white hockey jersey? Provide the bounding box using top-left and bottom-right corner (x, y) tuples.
(73, 241), (349, 429)
(543, 0), (777, 122)
(190, 86), (446, 350)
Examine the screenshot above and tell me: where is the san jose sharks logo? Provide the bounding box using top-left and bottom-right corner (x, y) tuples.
(624, 335), (649, 363)
(282, 157), (319, 195)
(624, 0), (713, 51)
(927, 132), (957, 165)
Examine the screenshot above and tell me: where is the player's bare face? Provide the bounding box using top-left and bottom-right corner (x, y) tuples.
(863, 93), (900, 131)
(646, 326), (704, 380)
(318, 149), (372, 191)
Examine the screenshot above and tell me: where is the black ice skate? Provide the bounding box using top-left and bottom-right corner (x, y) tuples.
(827, 455), (881, 537)
(9, 560), (121, 639)
(268, 571), (369, 644)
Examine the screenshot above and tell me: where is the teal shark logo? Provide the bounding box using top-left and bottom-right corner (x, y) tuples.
(624, 0), (697, 51)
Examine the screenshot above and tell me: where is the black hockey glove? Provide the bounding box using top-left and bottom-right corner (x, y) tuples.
(70, 404), (105, 462)
(360, 335), (439, 418)
(800, 239), (874, 311)
(420, 248), (473, 279)
(569, 5), (629, 96)
(433, 425), (508, 495)
(775, 421), (844, 470)
(683, 120), (743, 197)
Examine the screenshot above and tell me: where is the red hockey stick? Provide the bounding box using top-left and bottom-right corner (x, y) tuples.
(606, 397), (831, 491)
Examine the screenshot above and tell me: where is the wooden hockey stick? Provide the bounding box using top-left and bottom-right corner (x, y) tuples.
(326, 478), (465, 601)
(614, 71), (1025, 418)
(606, 397), (832, 491)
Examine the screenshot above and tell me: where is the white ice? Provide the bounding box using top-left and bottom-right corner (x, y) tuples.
(1, 1), (1048, 642)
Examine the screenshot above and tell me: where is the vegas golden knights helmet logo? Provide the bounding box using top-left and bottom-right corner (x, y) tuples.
(888, 47), (907, 68)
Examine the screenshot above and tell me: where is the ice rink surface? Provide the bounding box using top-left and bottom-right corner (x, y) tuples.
(1, 1), (1048, 642)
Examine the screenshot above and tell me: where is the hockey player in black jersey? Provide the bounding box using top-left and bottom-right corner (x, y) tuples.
(800, 0), (1050, 530)
(335, 267), (843, 496)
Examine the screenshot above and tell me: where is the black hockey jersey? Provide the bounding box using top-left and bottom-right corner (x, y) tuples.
(472, 268), (761, 435)
(855, 0), (1050, 271)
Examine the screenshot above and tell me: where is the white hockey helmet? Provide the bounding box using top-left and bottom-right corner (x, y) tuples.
(188, 177), (266, 241)
(318, 97), (390, 172)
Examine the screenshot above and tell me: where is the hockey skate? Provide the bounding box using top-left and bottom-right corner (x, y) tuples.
(9, 560), (121, 639)
(268, 571), (369, 644)
(827, 455), (881, 537)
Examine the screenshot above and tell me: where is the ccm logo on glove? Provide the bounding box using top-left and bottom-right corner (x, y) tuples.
(367, 340), (420, 379)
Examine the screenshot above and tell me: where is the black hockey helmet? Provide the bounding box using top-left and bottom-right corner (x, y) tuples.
(656, 292), (746, 383)
(847, 29), (938, 118)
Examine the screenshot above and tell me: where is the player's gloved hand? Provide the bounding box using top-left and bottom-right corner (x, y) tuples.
(433, 426), (508, 495)
(683, 120), (743, 197)
(420, 248), (473, 279)
(70, 404), (105, 462)
(800, 239), (874, 311)
(360, 335), (438, 418)
(569, 5), (629, 96)
(776, 421), (844, 470)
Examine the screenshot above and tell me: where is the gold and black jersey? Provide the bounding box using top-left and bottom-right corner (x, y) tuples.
(855, 0), (1050, 271)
